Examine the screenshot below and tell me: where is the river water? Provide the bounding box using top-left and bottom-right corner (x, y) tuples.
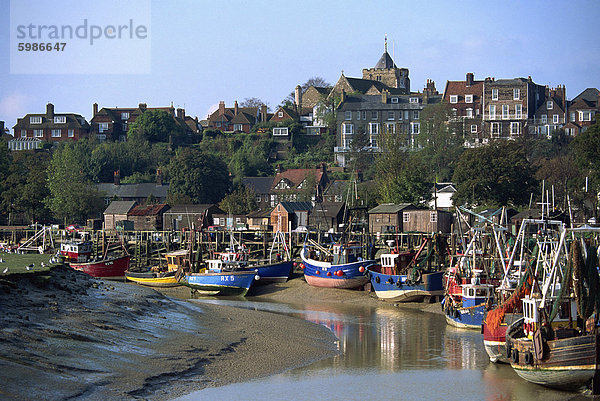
(174, 299), (579, 401)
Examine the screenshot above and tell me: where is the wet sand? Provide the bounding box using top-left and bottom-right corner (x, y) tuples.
(0, 268), (441, 400)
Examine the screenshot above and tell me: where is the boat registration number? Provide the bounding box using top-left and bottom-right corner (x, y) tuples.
(220, 275), (235, 281)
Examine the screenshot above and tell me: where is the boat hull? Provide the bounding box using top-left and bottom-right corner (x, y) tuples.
(482, 313), (522, 363)
(251, 261), (293, 284)
(368, 270), (444, 302)
(507, 320), (597, 390)
(301, 248), (373, 289)
(125, 271), (180, 288)
(444, 304), (486, 330)
(183, 270), (256, 296)
(70, 255), (130, 279)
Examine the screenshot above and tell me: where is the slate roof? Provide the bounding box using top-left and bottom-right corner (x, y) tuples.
(338, 94), (441, 110)
(278, 202), (313, 213)
(243, 177), (275, 194)
(163, 204), (224, 214)
(374, 51), (396, 69)
(312, 202), (346, 217)
(344, 77), (390, 94)
(13, 112), (90, 130)
(247, 208), (273, 218)
(368, 203), (415, 214)
(272, 168), (325, 190)
(443, 80), (484, 103)
(129, 204), (170, 216)
(573, 88), (599, 104)
(97, 183), (169, 199)
(104, 200), (137, 215)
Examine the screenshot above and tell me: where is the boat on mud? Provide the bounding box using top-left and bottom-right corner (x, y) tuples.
(367, 235), (446, 303)
(70, 254), (131, 280)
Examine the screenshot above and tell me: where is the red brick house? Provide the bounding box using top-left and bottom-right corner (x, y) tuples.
(270, 164), (330, 207)
(90, 103), (195, 142)
(442, 73), (484, 146)
(207, 101), (270, 133)
(12, 103), (91, 144)
(566, 88), (599, 135)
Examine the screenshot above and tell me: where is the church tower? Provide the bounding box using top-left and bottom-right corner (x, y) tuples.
(362, 36), (410, 93)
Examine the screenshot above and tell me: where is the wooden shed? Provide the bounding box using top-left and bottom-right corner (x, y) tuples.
(270, 202), (312, 233)
(368, 203), (417, 234)
(402, 209), (453, 234)
(310, 202), (346, 232)
(128, 204), (170, 231)
(162, 204), (224, 231)
(103, 200), (136, 230)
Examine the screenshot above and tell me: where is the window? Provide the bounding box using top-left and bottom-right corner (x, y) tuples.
(413, 110), (419, 120)
(232, 123), (242, 132)
(547, 101), (553, 110)
(489, 105), (496, 120)
(410, 122), (420, 135)
(491, 122), (500, 137)
(371, 111), (378, 120)
(466, 108), (473, 118)
(362, 111), (367, 120)
(403, 213), (410, 223)
(213, 217), (220, 225)
(30, 116), (42, 124)
(99, 123), (109, 132)
(471, 125), (478, 133)
(385, 123), (395, 134)
(580, 111), (593, 121)
(465, 94), (473, 103)
(370, 135), (377, 148)
(510, 122), (520, 136)
(450, 95), (458, 104)
(513, 89), (520, 100)
(68, 129), (74, 137)
(278, 111), (284, 117)
(570, 112), (576, 122)
(391, 97), (398, 104)
(553, 114), (559, 124)
(491, 89), (498, 100)
(121, 112), (129, 120)
(51, 129), (61, 138)
(215, 122), (221, 127)
(397, 111), (403, 120)
(430, 212), (437, 223)
(404, 110), (409, 120)
(21, 129), (26, 137)
(541, 114), (547, 124)
(275, 180), (289, 189)
(515, 104), (522, 119)
(345, 111), (352, 120)
(356, 111), (361, 120)
(273, 127), (289, 136)
(409, 97), (419, 103)
(342, 123), (354, 135)
(34, 129), (43, 138)
(387, 111), (394, 120)
(502, 105), (509, 120)
(369, 123), (379, 135)
(54, 116), (66, 123)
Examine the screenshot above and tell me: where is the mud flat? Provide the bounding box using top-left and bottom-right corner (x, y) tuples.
(0, 266), (338, 400)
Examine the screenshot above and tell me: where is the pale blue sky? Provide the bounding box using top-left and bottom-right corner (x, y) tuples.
(1, 0), (599, 131)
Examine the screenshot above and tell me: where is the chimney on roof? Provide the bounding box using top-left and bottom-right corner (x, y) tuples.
(177, 108), (185, 119)
(381, 89), (388, 104)
(219, 101), (225, 116)
(139, 103), (147, 110)
(46, 103), (54, 119)
(466, 73), (474, 87)
(260, 104), (267, 122)
(93, 103), (98, 117)
(234, 100), (239, 116)
(114, 170), (120, 186)
(295, 85), (302, 109)
(156, 169), (163, 185)
(276, 164), (283, 173)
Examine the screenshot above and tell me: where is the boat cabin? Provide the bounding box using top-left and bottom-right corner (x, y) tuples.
(332, 243), (364, 265)
(60, 241), (92, 262)
(461, 283), (494, 308)
(379, 250), (416, 275)
(165, 249), (190, 272)
(522, 292), (577, 337)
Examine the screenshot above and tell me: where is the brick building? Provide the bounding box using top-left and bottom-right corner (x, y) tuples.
(442, 73), (484, 146)
(565, 88), (599, 135)
(12, 103), (90, 144)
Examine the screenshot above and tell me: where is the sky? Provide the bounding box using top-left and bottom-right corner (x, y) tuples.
(1, 0), (599, 132)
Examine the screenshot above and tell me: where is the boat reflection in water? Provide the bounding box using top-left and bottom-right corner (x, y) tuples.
(178, 299), (579, 401)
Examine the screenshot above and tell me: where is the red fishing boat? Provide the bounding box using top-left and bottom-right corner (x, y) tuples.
(70, 254), (131, 279)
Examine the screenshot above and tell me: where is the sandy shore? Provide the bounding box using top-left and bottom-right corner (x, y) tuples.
(0, 267), (442, 400)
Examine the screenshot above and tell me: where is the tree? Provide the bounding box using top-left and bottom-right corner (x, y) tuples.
(46, 143), (104, 223)
(218, 185), (257, 214)
(452, 141), (536, 208)
(240, 97), (268, 110)
(282, 76), (331, 105)
(168, 147), (230, 204)
(417, 103), (464, 182)
(534, 154), (582, 210)
(572, 120), (600, 187)
(128, 109), (186, 144)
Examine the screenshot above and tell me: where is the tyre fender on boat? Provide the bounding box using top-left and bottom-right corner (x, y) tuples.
(375, 276), (380, 284)
(453, 309), (460, 319)
(506, 343), (512, 359)
(511, 349), (519, 364)
(524, 352), (533, 365)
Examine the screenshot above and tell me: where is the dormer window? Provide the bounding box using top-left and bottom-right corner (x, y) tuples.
(409, 97), (419, 103)
(449, 95), (458, 104)
(391, 97), (398, 103)
(275, 180), (290, 189)
(54, 116), (66, 123)
(121, 112), (129, 120)
(278, 111), (284, 117)
(30, 116), (42, 124)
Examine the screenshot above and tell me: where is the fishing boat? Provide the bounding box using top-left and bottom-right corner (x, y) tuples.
(125, 249), (186, 288)
(181, 256), (258, 296)
(300, 240), (375, 289)
(505, 226), (600, 391)
(367, 236), (445, 303)
(247, 231), (293, 284)
(59, 240), (92, 263)
(70, 254), (131, 279)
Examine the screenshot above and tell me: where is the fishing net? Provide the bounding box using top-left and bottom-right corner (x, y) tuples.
(486, 268), (532, 333)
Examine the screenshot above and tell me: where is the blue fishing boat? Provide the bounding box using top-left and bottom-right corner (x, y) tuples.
(300, 242), (375, 289)
(181, 264), (257, 296)
(443, 274), (494, 329)
(246, 231), (293, 284)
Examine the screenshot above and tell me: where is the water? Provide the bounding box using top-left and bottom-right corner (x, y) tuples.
(174, 299), (578, 401)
